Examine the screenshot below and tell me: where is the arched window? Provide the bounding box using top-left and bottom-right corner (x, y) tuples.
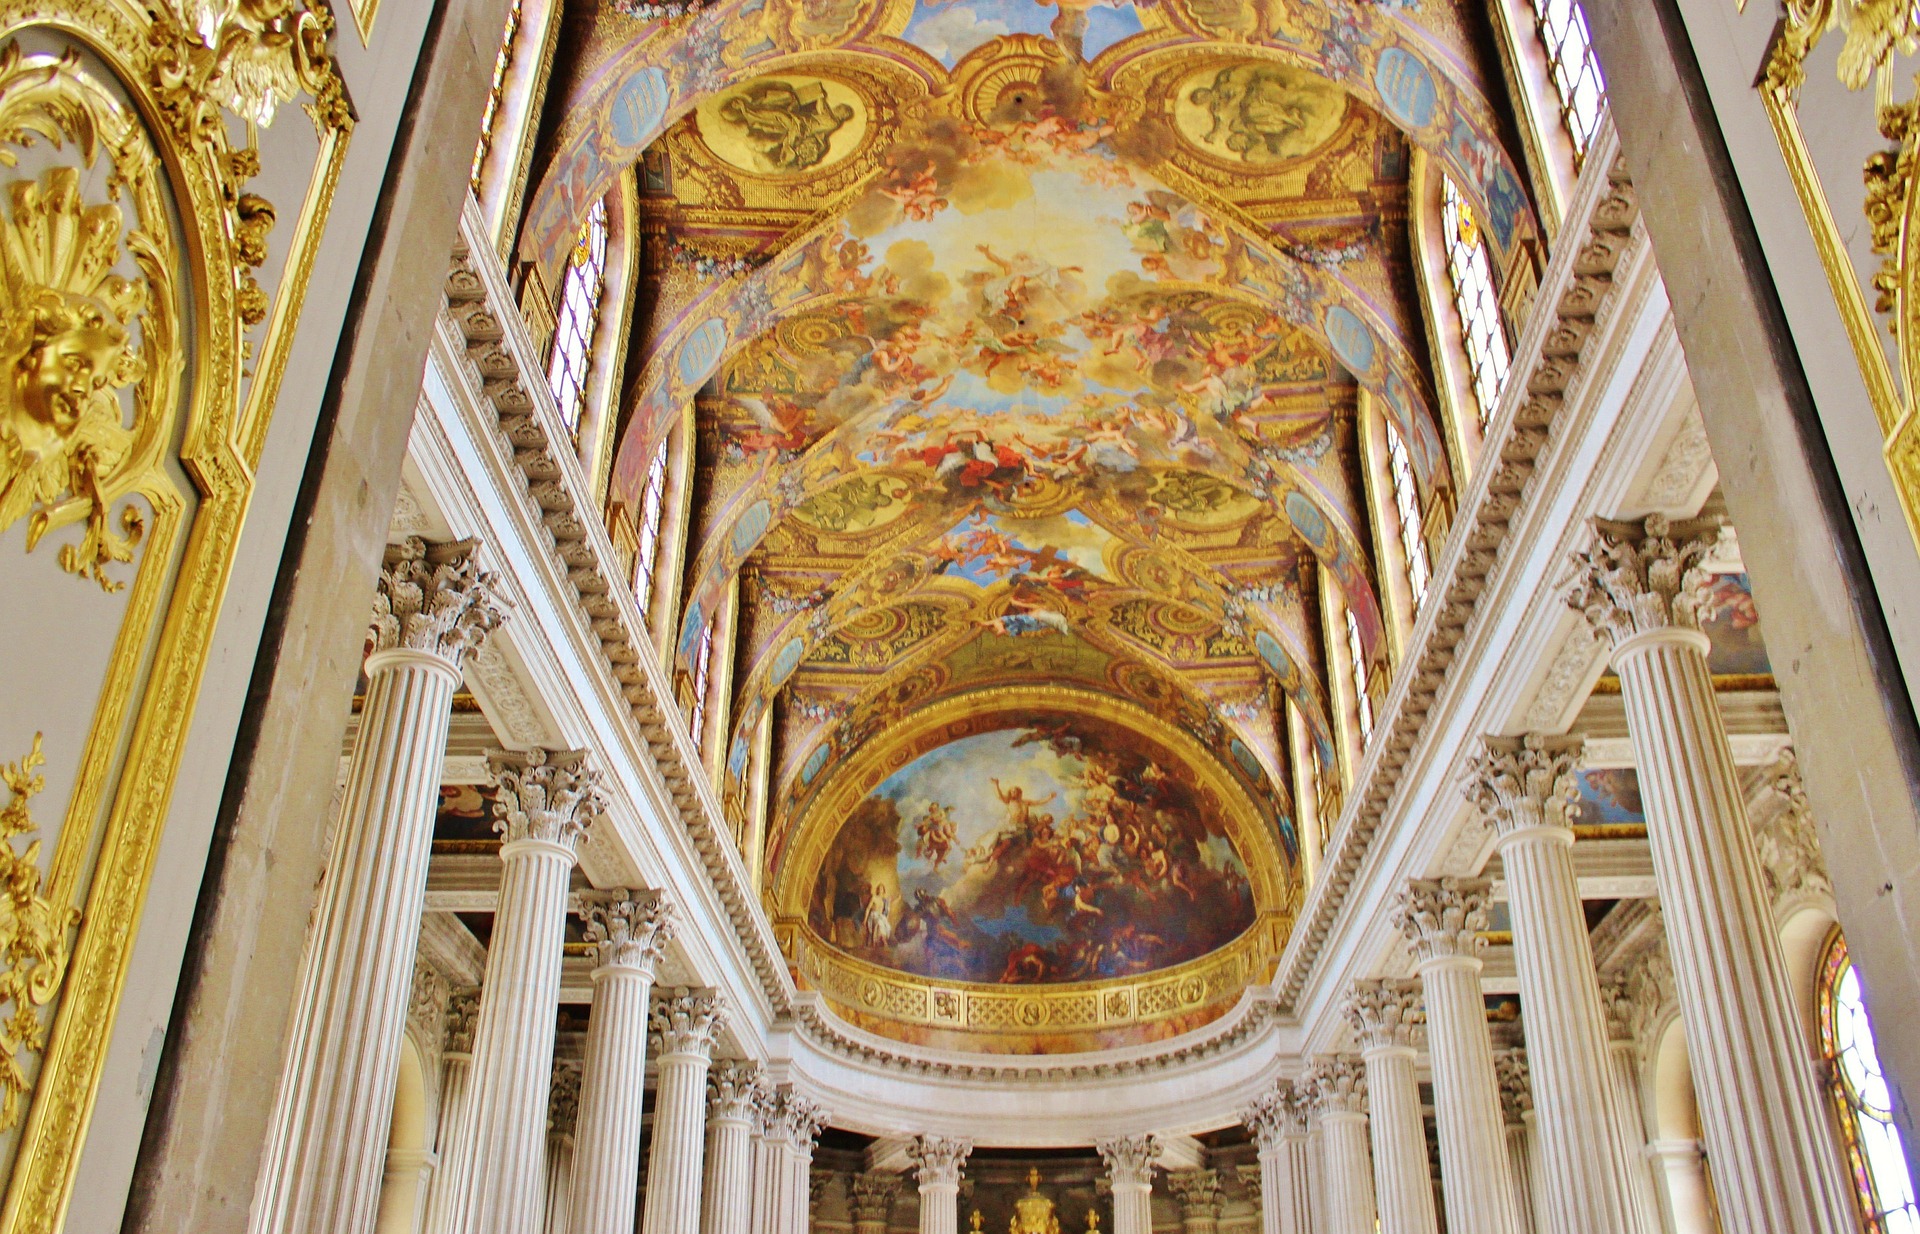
(1345, 607), (1374, 744)
(632, 440), (670, 611)
(470, 0), (525, 192)
(1442, 176), (1511, 427)
(1818, 930), (1920, 1232)
(1529, 0), (1606, 165)
(546, 197), (609, 437)
(1384, 419), (1430, 610)
(687, 619), (716, 741)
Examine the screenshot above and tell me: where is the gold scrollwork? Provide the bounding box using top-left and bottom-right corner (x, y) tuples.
(0, 738), (77, 1134)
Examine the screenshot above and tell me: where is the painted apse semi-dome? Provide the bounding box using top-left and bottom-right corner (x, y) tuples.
(543, 0), (1538, 1052)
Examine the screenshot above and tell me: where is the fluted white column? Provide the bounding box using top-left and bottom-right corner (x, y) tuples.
(1597, 973), (1668, 1234)
(1167, 1170), (1222, 1234)
(1347, 980), (1439, 1234)
(849, 1173), (904, 1234)
(1570, 515), (1856, 1233)
(1397, 879), (1522, 1234)
(1493, 1049), (1540, 1234)
(255, 539), (504, 1234)
(748, 1089), (787, 1233)
(1242, 1083), (1313, 1234)
(1465, 734), (1646, 1234)
(544, 1060), (581, 1234)
(423, 987), (481, 1234)
(1099, 1135), (1158, 1234)
(781, 1096), (826, 1234)
(703, 1063), (763, 1234)
(454, 748), (600, 1234)
(910, 1135), (972, 1234)
(1303, 1058), (1374, 1234)
(641, 991), (725, 1234)
(569, 891), (674, 1234)
(1647, 1140), (1715, 1234)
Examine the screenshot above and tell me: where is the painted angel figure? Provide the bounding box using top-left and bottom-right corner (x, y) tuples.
(914, 801), (959, 869)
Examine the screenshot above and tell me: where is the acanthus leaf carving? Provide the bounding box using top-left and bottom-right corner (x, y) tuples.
(370, 537), (508, 667)
(1395, 877), (1492, 965)
(1461, 732), (1584, 839)
(579, 887), (674, 975)
(1566, 514), (1720, 646)
(648, 986), (724, 1058)
(1345, 976), (1424, 1051)
(0, 735), (79, 1132)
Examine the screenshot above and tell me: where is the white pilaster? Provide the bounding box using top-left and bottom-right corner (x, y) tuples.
(254, 539), (504, 1234)
(1397, 878), (1522, 1234)
(422, 987), (481, 1234)
(1166, 1170), (1222, 1234)
(1302, 1057), (1374, 1234)
(454, 747), (600, 1234)
(1098, 1135), (1158, 1234)
(1347, 980), (1439, 1234)
(1242, 1083), (1313, 1234)
(569, 891), (674, 1234)
(642, 990), (725, 1234)
(911, 1135), (973, 1234)
(1465, 734), (1646, 1234)
(702, 1062), (763, 1234)
(1570, 515), (1856, 1233)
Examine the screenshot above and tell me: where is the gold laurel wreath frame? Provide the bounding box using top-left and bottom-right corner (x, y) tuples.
(0, 3), (350, 1230)
(772, 684), (1295, 1044)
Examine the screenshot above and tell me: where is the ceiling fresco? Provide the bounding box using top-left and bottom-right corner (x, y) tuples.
(542, 0), (1535, 1050)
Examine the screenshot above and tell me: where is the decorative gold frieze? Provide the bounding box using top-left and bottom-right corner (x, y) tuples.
(0, 738), (76, 1134)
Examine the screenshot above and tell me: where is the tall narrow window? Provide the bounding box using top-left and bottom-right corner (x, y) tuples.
(687, 619), (716, 742)
(1442, 176), (1511, 427)
(1345, 607), (1374, 744)
(1384, 419), (1430, 609)
(470, 0), (524, 192)
(1531, 0), (1605, 164)
(546, 197), (610, 436)
(1819, 931), (1920, 1233)
(632, 440), (670, 611)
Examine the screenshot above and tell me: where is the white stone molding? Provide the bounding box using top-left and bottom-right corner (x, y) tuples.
(464, 637), (559, 747)
(1165, 1169), (1222, 1234)
(1396, 879), (1522, 1234)
(1463, 734), (1647, 1234)
(1302, 1058), (1372, 1234)
(1571, 515), (1857, 1233)
(253, 539), (504, 1234)
(1346, 980), (1436, 1234)
(643, 989), (726, 1234)
(910, 1135), (973, 1234)
(1640, 404), (1714, 510)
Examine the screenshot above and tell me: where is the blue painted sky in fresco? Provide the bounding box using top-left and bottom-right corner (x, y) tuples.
(903, 1), (1145, 67)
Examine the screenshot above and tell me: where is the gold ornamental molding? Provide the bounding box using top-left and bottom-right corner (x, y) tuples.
(0, 2), (351, 1229)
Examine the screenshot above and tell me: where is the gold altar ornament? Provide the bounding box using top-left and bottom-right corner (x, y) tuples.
(1011, 1168), (1062, 1234)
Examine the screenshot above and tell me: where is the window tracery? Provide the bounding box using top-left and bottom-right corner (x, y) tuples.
(1345, 607), (1374, 745)
(687, 619), (716, 742)
(1385, 419), (1430, 610)
(633, 439), (670, 612)
(546, 197), (609, 438)
(1818, 930), (1920, 1233)
(470, 0), (524, 193)
(1442, 176), (1512, 427)
(1530, 0), (1605, 164)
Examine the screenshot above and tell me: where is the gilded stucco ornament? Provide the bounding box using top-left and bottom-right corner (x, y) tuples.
(0, 737), (78, 1133)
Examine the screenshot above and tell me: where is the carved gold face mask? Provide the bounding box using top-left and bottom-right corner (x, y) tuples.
(14, 296), (127, 441)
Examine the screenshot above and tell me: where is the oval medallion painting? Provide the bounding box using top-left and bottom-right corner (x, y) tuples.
(807, 713), (1257, 985)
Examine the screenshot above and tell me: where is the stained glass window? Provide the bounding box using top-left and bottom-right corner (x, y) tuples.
(470, 0), (525, 192)
(1345, 606), (1373, 744)
(633, 440), (670, 611)
(1442, 176), (1511, 427)
(687, 619), (716, 741)
(1819, 931), (1920, 1234)
(1384, 419), (1430, 609)
(1531, 0), (1605, 163)
(546, 197), (609, 437)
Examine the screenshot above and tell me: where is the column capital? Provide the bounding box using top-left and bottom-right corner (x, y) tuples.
(1461, 733), (1584, 840)
(443, 985), (481, 1056)
(1565, 514), (1722, 647)
(648, 987), (725, 1059)
(1492, 1048), (1532, 1128)
(1396, 877), (1491, 965)
(1096, 1135), (1158, 1188)
(1345, 977), (1424, 1052)
(489, 747), (603, 850)
(547, 1056), (582, 1139)
(1235, 1162), (1262, 1206)
(1599, 944), (1673, 1047)
(369, 536), (507, 668)
(706, 1059), (765, 1123)
(580, 887), (674, 975)
(1756, 748), (1833, 905)
(1302, 1055), (1368, 1118)
(1240, 1081), (1308, 1150)
(1165, 1169), (1221, 1218)
(782, 1091), (828, 1157)
(910, 1134), (973, 1188)
(851, 1171), (905, 1223)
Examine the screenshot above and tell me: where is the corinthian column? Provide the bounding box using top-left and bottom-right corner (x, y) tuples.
(544, 1059), (582, 1234)
(1493, 1049), (1541, 1234)
(1097, 1135), (1158, 1234)
(642, 990), (725, 1234)
(703, 1062), (763, 1234)
(1597, 962), (1667, 1234)
(911, 1135), (973, 1234)
(1569, 516), (1856, 1232)
(1302, 1058), (1373, 1234)
(1396, 879), (1521, 1234)
(1346, 980), (1438, 1234)
(1166, 1170), (1221, 1234)
(1242, 1083), (1313, 1234)
(780, 1095), (827, 1234)
(568, 890), (674, 1234)
(256, 538), (504, 1234)
(850, 1172), (904, 1234)
(423, 986), (481, 1234)
(1464, 734), (1645, 1234)
(455, 748), (601, 1234)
